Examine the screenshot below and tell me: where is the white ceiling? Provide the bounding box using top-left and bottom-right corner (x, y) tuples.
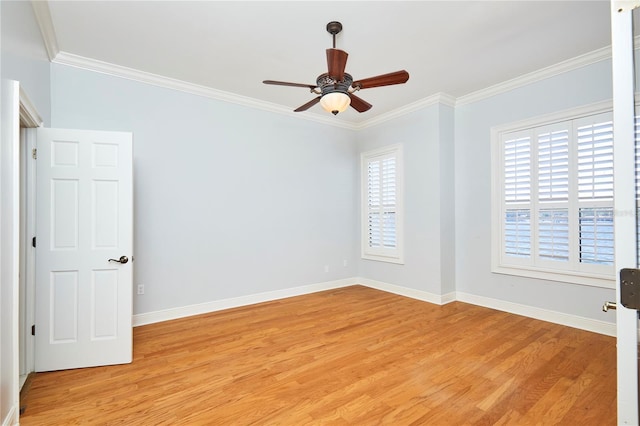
(43, 1), (613, 124)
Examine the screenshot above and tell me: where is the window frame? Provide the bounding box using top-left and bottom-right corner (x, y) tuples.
(361, 144), (404, 264)
(491, 100), (616, 289)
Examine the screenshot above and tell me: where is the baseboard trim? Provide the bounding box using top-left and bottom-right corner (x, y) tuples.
(132, 277), (616, 337)
(2, 403), (18, 426)
(132, 277), (358, 327)
(456, 291), (616, 337)
(358, 277), (454, 305)
(358, 279), (615, 336)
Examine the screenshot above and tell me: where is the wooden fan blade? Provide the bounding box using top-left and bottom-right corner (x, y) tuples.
(349, 93), (372, 113)
(263, 80), (317, 89)
(352, 70), (409, 89)
(294, 96), (321, 112)
(326, 49), (348, 81)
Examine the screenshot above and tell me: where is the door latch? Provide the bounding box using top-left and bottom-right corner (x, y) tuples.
(620, 268), (640, 310)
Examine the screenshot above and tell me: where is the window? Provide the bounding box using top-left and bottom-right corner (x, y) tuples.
(361, 144), (404, 264)
(492, 107), (615, 288)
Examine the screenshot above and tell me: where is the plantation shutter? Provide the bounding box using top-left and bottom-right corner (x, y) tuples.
(537, 127), (570, 263)
(504, 136), (531, 203)
(538, 209), (569, 261)
(362, 145), (403, 264)
(538, 129), (569, 202)
(367, 155), (397, 250)
(576, 114), (614, 266)
(498, 111), (615, 278)
(577, 119), (614, 200)
(503, 133), (532, 258)
(367, 160), (381, 248)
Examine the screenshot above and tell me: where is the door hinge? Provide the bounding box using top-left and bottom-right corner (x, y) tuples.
(32, 236), (36, 248)
(31, 325), (35, 336)
(32, 148), (37, 159)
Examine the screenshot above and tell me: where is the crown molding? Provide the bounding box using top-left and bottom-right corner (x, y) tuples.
(50, 40), (621, 130)
(456, 46), (610, 106)
(456, 38), (640, 106)
(354, 93), (456, 130)
(52, 51), (358, 130)
(31, 0), (59, 61)
(53, 50), (456, 130)
(34, 0), (635, 130)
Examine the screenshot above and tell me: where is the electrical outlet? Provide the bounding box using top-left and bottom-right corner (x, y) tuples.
(343, 259), (348, 267)
(324, 265), (329, 273)
(137, 284), (144, 295)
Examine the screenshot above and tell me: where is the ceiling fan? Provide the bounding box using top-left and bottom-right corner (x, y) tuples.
(263, 21), (410, 116)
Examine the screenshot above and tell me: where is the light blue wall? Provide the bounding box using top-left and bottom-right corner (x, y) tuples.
(356, 105), (454, 295)
(51, 64), (358, 314)
(1, 1), (51, 125)
(454, 59), (616, 322)
(438, 104), (456, 295)
(9, 4), (625, 323)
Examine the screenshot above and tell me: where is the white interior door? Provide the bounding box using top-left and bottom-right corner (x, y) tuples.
(34, 128), (133, 372)
(611, 1), (639, 424)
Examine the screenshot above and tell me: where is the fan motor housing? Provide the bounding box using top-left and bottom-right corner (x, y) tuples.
(317, 73), (353, 96)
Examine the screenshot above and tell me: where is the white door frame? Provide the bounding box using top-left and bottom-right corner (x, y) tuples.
(18, 87), (42, 387)
(611, 1), (640, 424)
(1, 79), (25, 426)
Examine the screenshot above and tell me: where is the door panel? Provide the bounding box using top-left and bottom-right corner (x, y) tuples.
(611, 2), (639, 423)
(35, 128), (133, 372)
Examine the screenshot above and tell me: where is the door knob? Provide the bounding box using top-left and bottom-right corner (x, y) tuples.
(108, 256), (129, 264)
(602, 301), (617, 312)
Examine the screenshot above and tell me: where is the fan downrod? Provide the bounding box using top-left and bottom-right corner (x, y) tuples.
(326, 21), (342, 48)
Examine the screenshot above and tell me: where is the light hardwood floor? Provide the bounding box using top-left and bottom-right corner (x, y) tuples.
(20, 285), (616, 425)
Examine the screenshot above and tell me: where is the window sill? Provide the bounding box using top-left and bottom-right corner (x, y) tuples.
(362, 253), (405, 265)
(492, 264), (615, 289)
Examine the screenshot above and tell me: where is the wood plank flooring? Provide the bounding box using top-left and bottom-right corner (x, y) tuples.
(20, 285), (616, 425)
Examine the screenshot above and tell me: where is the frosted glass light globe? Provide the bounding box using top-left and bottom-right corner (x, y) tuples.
(320, 92), (351, 115)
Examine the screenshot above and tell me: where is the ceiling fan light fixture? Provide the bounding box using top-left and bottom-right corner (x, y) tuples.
(263, 22), (408, 115)
(320, 91), (351, 115)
